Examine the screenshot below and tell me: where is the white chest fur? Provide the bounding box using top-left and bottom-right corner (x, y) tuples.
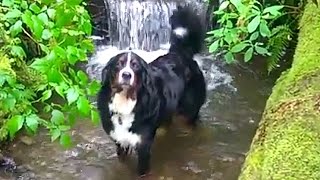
(108, 91), (141, 148)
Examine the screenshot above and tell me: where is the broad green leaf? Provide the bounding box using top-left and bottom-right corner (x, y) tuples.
(3, 96), (16, 110)
(37, 13), (49, 26)
(4, 9), (22, 19)
(259, 20), (271, 37)
(25, 114), (39, 132)
(30, 15), (44, 39)
(6, 115), (24, 138)
(10, 20), (23, 36)
(77, 96), (90, 116)
(21, 10), (33, 30)
(47, 8), (56, 19)
(219, 1), (230, 11)
(2, 0), (14, 7)
(66, 0), (83, 5)
(77, 70), (89, 85)
(51, 109), (64, 125)
(10, 46), (26, 59)
(255, 46), (269, 55)
(224, 52), (235, 64)
(51, 128), (61, 142)
(66, 88), (79, 105)
(58, 125), (71, 131)
(87, 80), (101, 96)
(54, 85), (65, 98)
(59, 133), (72, 148)
(244, 47), (254, 62)
(21, 1), (28, 9)
(53, 46), (66, 58)
(81, 20), (92, 35)
(209, 40), (219, 53)
(247, 16), (261, 33)
(250, 32), (259, 41)
(80, 39), (94, 52)
(262, 5), (284, 15)
(30, 57), (49, 71)
(41, 29), (52, 40)
(230, 43), (248, 53)
(29, 3), (41, 14)
(91, 109), (100, 126)
(47, 69), (63, 83)
(41, 89), (52, 101)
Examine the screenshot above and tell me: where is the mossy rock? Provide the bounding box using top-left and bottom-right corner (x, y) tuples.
(239, 2), (320, 179)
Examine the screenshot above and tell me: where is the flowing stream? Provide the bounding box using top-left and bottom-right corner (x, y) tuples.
(0, 0), (273, 179)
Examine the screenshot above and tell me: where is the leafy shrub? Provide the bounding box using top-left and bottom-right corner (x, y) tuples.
(206, 0), (295, 73)
(0, 0), (100, 147)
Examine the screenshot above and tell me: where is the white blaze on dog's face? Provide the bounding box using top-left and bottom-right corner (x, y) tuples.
(118, 51), (135, 86)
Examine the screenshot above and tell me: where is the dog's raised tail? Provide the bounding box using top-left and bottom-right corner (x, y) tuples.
(169, 6), (205, 55)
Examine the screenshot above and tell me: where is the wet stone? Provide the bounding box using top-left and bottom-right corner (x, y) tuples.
(20, 136), (34, 146)
(181, 161), (203, 174)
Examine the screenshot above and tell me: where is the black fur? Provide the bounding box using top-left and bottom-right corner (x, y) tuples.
(97, 6), (206, 176)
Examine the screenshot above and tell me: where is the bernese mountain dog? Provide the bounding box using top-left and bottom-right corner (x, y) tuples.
(97, 6), (206, 176)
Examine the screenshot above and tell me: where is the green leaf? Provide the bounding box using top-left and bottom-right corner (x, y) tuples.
(47, 68), (63, 83)
(59, 133), (72, 148)
(31, 15), (44, 39)
(21, 10), (33, 30)
(250, 32), (259, 41)
(25, 114), (39, 133)
(21, 1), (28, 9)
(2, 0), (14, 7)
(262, 5), (284, 15)
(91, 109), (100, 126)
(10, 20), (23, 36)
(47, 8), (56, 20)
(54, 85), (65, 98)
(208, 40), (220, 53)
(255, 46), (269, 55)
(51, 128), (61, 142)
(244, 47), (254, 62)
(230, 43), (249, 53)
(51, 109), (65, 125)
(29, 3), (41, 14)
(224, 52), (235, 64)
(10, 46), (26, 59)
(77, 70), (89, 85)
(247, 16), (261, 33)
(41, 89), (52, 101)
(66, 46), (79, 65)
(3, 96), (16, 110)
(66, 88), (79, 105)
(41, 29), (52, 40)
(219, 1), (230, 11)
(87, 80), (101, 96)
(66, 0), (83, 5)
(4, 9), (22, 19)
(259, 20), (271, 37)
(37, 13), (49, 26)
(58, 125), (71, 131)
(77, 96), (90, 116)
(6, 115), (25, 138)
(30, 57), (49, 71)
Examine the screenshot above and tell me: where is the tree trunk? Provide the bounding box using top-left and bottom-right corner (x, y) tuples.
(239, 2), (320, 179)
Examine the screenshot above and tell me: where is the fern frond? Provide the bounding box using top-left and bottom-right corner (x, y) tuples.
(267, 25), (293, 73)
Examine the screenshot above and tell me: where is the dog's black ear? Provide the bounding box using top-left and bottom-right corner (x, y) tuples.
(101, 56), (118, 85)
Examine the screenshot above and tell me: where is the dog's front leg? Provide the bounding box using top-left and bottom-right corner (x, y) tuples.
(136, 130), (156, 176)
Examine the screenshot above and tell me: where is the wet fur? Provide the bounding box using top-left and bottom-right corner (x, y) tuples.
(97, 6), (206, 176)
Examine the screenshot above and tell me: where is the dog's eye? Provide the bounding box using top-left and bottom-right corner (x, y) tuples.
(119, 60), (126, 66)
(131, 61), (138, 69)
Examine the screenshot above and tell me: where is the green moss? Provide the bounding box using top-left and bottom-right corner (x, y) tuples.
(239, 2), (320, 179)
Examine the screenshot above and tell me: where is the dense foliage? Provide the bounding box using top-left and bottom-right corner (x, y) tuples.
(206, 0), (306, 73)
(0, 0), (100, 147)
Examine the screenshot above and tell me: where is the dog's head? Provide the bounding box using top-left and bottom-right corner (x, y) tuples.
(101, 51), (150, 98)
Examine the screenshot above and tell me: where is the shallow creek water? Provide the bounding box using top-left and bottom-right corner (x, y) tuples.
(0, 46), (272, 180)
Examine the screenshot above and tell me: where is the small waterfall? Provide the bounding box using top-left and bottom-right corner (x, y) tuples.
(106, 0), (205, 51)
(87, 0), (235, 92)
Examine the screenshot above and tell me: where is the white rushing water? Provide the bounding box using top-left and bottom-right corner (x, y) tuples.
(86, 0), (234, 91)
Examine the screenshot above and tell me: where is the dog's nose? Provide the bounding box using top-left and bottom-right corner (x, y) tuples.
(122, 72), (132, 80)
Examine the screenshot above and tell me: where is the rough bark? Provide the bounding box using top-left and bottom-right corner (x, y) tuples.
(239, 2), (320, 180)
